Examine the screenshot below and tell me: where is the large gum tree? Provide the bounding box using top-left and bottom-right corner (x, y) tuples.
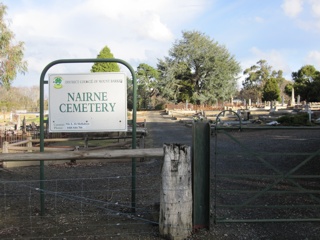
(0, 3), (27, 89)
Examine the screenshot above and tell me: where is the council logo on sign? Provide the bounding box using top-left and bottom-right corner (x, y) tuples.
(53, 76), (63, 89)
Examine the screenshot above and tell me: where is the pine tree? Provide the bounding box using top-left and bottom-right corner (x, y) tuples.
(157, 31), (241, 104)
(262, 78), (280, 102)
(91, 46), (120, 72)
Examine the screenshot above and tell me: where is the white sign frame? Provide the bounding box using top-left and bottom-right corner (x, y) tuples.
(48, 72), (127, 132)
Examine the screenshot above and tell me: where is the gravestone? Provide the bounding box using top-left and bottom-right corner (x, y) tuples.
(291, 87), (295, 106)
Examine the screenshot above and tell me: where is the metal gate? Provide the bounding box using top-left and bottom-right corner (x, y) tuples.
(212, 112), (320, 223)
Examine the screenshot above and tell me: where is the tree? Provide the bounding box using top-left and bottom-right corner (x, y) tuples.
(242, 60), (284, 102)
(0, 3), (27, 89)
(262, 78), (281, 102)
(136, 63), (159, 109)
(0, 86), (40, 112)
(157, 30), (241, 104)
(126, 77), (133, 110)
(290, 65), (320, 102)
(91, 46), (120, 72)
(284, 82), (293, 96)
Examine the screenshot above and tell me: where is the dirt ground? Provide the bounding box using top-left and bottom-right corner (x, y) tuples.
(1, 110), (320, 239)
(145, 110), (320, 240)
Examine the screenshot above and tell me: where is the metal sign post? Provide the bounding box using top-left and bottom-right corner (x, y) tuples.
(40, 58), (137, 215)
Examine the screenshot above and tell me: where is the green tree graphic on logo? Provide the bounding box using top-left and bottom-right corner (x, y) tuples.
(53, 77), (63, 89)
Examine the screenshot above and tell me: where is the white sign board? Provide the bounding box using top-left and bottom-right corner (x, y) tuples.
(49, 73), (127, 132)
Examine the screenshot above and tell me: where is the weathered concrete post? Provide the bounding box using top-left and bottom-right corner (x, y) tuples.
(291, 87), (296, 106)
(17, 115), (21, 131)
(2, 141), (9, 168)
(27, 135), (32, 153)
(22, 116), (26, 134)
(2, 141), (8, 153)
(159, 144), (192, 240)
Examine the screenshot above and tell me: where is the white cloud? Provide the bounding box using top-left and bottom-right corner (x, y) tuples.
(237, 47), (294, 86)
(305, 50), (320, 66)
(281, 0), (303, 17)
(309, 0), (320, 17)
(5, 0), (209, 86)
(254, 16), (264, 23)
(281, 0), (320, 32)
(135, 13), (173, 41)
(11, 1), (208, 54)
(250, 47), (291, 73)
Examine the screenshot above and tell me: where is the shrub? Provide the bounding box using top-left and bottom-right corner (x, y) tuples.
(277, 113), (310, 126)
(154, 102), (165, 110)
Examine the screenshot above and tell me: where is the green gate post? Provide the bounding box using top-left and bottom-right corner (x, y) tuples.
(192, 121), (210, 229)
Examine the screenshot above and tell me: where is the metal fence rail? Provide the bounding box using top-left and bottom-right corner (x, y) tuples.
(213, 127), (320, 223)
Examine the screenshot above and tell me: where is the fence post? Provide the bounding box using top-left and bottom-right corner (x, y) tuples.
(159, 143), (192, 240)
(139, 135), (145, 162)
(2, 141), (9, 153)
(84, 134), (88, 149)
(2, 141), (9, 168)
(27, 135), (32, 153)
(192, 122), (210, 230)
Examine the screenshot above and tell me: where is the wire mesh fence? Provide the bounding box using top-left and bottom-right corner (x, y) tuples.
(0, 160), (165, 239)
(212, 128), (320, 223)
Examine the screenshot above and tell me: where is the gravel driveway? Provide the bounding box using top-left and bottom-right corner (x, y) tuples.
(144, 111), (320, 240)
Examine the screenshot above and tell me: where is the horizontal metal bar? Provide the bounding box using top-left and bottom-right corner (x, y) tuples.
(216, 204), (320, 209)
(214, 126), (320, 131)
(215, 218), (320, 223)
(215, 151), (320, 156)
(216, 174), (320, 179)
(217, 189), (320, 194)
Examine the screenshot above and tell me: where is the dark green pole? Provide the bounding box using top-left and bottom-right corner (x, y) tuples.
(39, 65), (46, 216)
(39, 58), (137, 215)
(192, 122), (210, 229)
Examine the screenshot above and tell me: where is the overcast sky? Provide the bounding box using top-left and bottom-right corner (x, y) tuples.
(2, 0), (320, 89)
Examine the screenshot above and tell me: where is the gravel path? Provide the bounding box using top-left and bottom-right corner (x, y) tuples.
(143, 110), (192, 148)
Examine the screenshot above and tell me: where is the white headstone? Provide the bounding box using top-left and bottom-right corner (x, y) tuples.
(291, 87), (295, 106)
